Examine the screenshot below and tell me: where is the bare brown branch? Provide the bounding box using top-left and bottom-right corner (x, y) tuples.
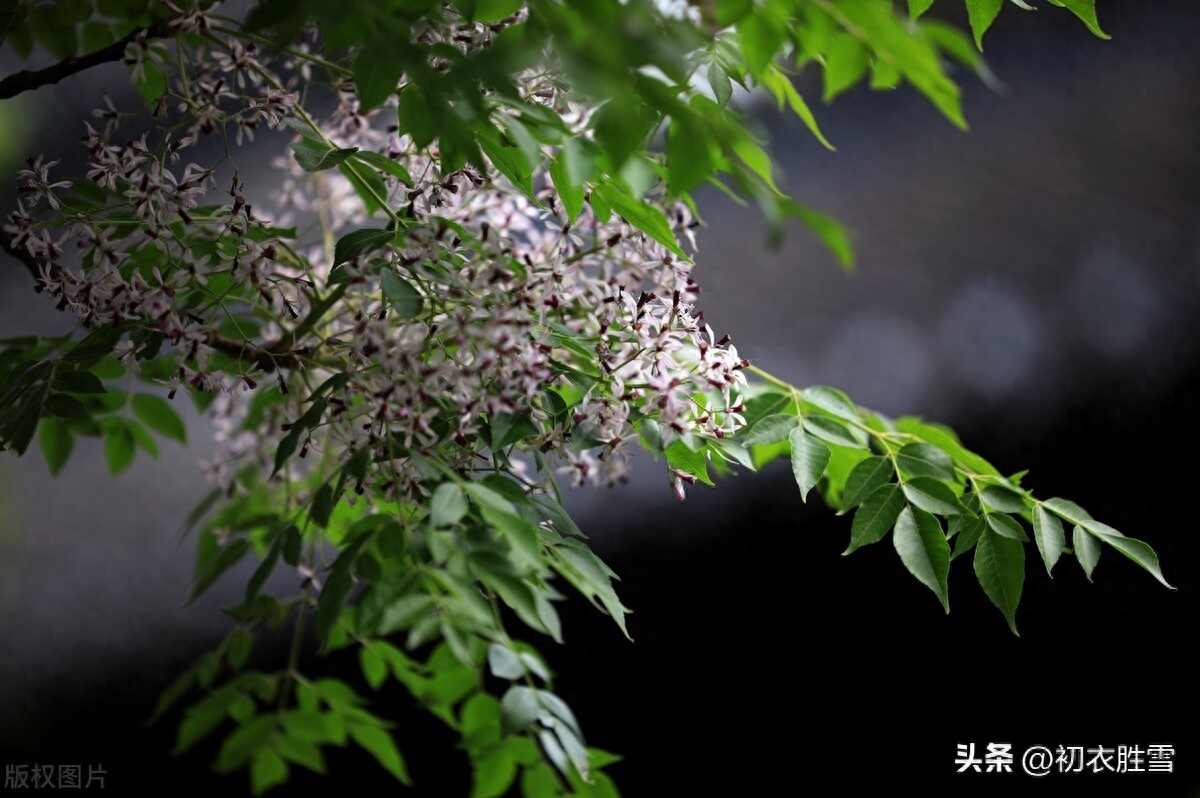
(0, 17), (181, 100)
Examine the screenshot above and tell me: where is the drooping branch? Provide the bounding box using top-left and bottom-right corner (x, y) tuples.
(1, 233), (50, 283)
(0, 16), (181, 100)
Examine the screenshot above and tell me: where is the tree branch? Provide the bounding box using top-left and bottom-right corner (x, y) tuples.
(1, 234), (53, 284)
(0, 17), (181, 100)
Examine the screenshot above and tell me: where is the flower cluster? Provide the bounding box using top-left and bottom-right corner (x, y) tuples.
(5, 6), (748, 504)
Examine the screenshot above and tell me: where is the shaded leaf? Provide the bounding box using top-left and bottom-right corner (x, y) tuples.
(839, 456), (891, 513)
(593, 183), (687, 260)
(740, 413), (797, 446)
(901, 477), (964, 516)
(381, 268), (423, 319)
(893, 506), (950, 612)
(979, 485), (1028, 514)
(802, 415), (865, 449)
(1031, 504), (1065, 576)
(974, 526), (1024, 634)
(349, 724), (411, 785)
(845, 483), (905, 554)
(38, 417), (72, 475)
(789, 425), (830, 502)
(132, 393), (187, 443)
(430, 482), (468, 528)
(986, 512), (1028, 542)
(333, 228), (395, 268)
(896, 442), (954, 481)
(1079, 520), (1172, 589)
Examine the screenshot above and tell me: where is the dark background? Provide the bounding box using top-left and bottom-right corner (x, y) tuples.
(2, 1), (1199, 795)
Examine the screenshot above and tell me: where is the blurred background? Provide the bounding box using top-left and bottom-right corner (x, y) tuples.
(1, 1), (1198, 795)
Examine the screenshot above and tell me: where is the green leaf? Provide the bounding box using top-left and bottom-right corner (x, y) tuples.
(549, 152), (584, 221)
(478, 122), (537, 201)
(44, 393), (86, 418)
(1079, 521), (1172, 589)
(893, 506), (950, 612)
(789, 426), (830, 502)
(716, 0), (752, 26)
(472, 746), (519, 798)
(340, 160), (391, 216)
(1073, 524), (1100, 581)
(895, 443), (954, 481)
(845, 483), (905, 555)
(333, 228), (395, 268)
(173, 689), (236, 754)
(38, 418), (73, 475)
(430, 482), (468, 528)
(908, 0), (936, 17)
(592, 183), (688, 260)
(463, 482), (516, 515)
(740, 413), (798, 446)
(291, 136), (358, 172)
(500, 685), (539, 736)
(353, 46), (403, 112)
(190, 538), (251, 603)
(1047, 0), (1109, 39)
(349, 150), (413, 186)
(397, 83), (437, 148)
(739, 10), (784, 79)
(474, 0), (523, 23)
(823, 33), (869, 102)
(1031, 505), (1065, 577)
(549, 540), (630, 640)
(901, 477), (964, 516)
(783, 199), (855, 270)
(215, 715), (275, 773)
(973, 526), (1024, 635)
(765, 67), (835, 150)
(349, 723), (409, 784)
(950, 515), (986, 561)
(245, 527), (286, 602)
(802, 415), (865, 449)
(310, 484), (334, 528)
(800, 385), (860, 423)
(62, 327), (120, 366)
(480, 505), (542, 571)
(226, 627), (253, 670)
(1042, 497), (1092, 525)
(665, 439), (713, 486)
(986, 512), (1028, 542)
(380, 268), (423, 319)
(103, 422), (135, 474)
(488, 643), (526, 680)
(274, 735), (327, 775)
(666, 115), (714, 195)
(707, 60), (732, 107)
(965, 0), (1003, 49)
(378, 595), (434, 636)
(839, 456), (891, 513)
(979, 485), (1028, 514)
(52, 370), (105, 394)
(132, 393), (187, 443)
(360, 645), (388, 690)
(133, 61), (166, 102)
